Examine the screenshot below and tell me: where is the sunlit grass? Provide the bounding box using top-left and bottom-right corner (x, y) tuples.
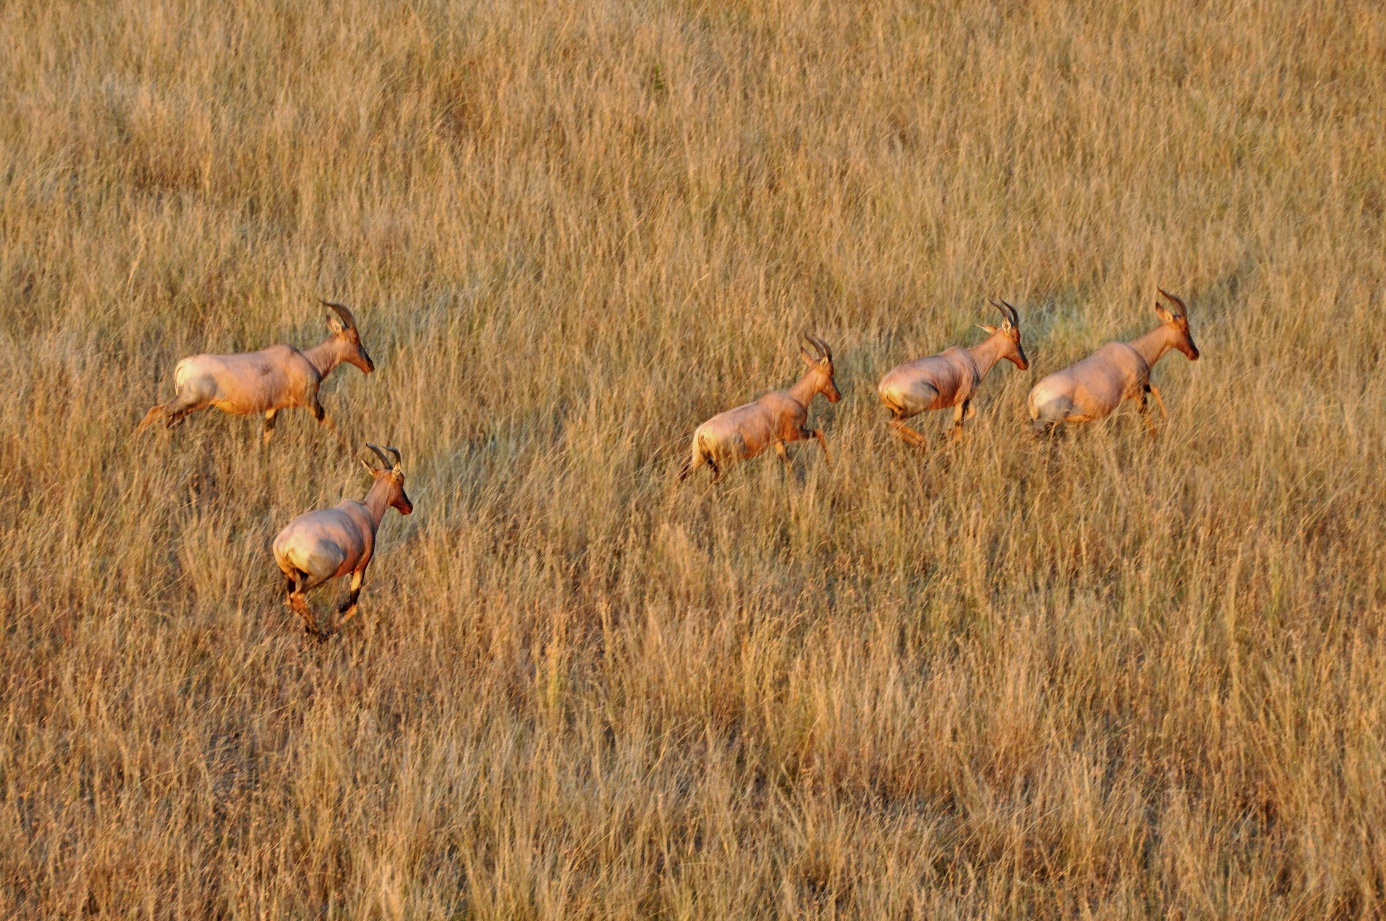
(1, 0), (1384, 917)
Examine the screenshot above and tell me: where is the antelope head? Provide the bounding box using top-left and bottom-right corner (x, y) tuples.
(800, 332), (841, 403)
(1155, 289), (1199, 360)
(362, 443), (413, 515)
(981, 298), (1029, 370)
(322, 300), (376, 374)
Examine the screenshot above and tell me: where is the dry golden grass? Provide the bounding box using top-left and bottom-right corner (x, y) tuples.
(2, 0), (1385, 916)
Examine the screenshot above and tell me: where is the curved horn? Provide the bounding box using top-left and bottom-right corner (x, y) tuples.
(987, 297), (1009, 326)
(320, 299), (357, 330)
(800, 330), (822, 359)
(384, 445), (403, 469)
(1157, 288), (1188, 318)
(808, 333), (832, 362)
(365, 442), (392, 470)
(1001, 299), (1020, 327)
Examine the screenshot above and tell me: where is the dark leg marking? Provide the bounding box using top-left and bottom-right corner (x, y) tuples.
(1138, 386), (1159, 437)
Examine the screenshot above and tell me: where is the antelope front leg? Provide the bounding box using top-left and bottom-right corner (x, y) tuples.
(333, 570), (365, 632)
(310, 393), (335, 431)
(1149, 384), (1168, 418)
(947, 400), (971, 441)
(806, 428), (831, 468)
(1137, 387), (1159, 438)
(263, 409), (279, 445)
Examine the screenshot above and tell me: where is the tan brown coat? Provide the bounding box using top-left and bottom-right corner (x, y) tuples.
(679, 334), (841, 483)
(137, 301), (374, 442)
(878, 300), (1028, 446)
(1028, 289), (1199, 436)
(272, 444), (412, 637)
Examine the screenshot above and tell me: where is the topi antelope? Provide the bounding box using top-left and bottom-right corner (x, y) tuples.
(877, 298), (1029, 447)
(1028, 288), (1199, 437)
(137, 300), (375, 443)
(272, 443), (413, 637)
(679, 333), (841, 484)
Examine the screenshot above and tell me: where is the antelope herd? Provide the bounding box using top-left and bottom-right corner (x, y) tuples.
(140, 291), (1199, 637)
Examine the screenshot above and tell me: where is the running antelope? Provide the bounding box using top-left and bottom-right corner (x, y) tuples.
(679, 333), (840, 483)
(137, 300), (374, 443)
(1028, 288), (1199, 437)
(877, 299), (1029, 447)
(272, 444), (413, 637)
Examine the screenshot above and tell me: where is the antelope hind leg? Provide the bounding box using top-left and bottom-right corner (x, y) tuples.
(164, 393), (210, 428)
(286, 591), (322, 637)
(136, 404), (166, 433)
(1029, 397), (1073, 439)
(889, 418), (929, 448)
(137, 393), (201, 432)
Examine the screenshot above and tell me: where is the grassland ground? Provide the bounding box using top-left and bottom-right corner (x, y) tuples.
(2, 0), (1384, 917)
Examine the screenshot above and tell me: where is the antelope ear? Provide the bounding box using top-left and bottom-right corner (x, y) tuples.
(1154, 304), (1174, 323)
(977, 324), (998, 335)
(359, 458), (379, 477)
(327, 313), (346, 334)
